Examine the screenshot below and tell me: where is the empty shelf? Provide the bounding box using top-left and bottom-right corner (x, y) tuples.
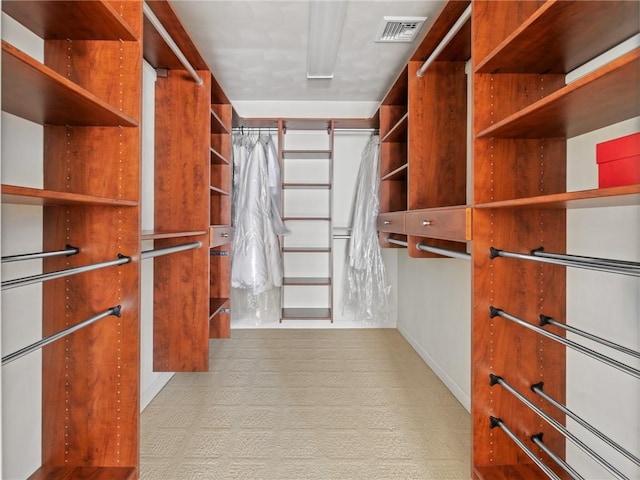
(210, 147), (230, 165)
(1, 184), (137, 207)
(210, 185), (231, 196)
(283, 247), (331, 253)
(281, 308), (332, 320)
(141, 230), (207, 240)
(209, 297), (230, 319)
(282, 183), (331, 189)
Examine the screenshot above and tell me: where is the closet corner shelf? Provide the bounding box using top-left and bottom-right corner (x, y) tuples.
(28, 465), (136, 480)
(381, 163), (408, 181)
(211, 147), (230, 165)
(209, 297), (230, 320)
(210, 185), (231, 196)
(476, 48), (640, 139)
(283, 277), (331, 286)
(381, 112), (408, 143)
(1, 0), (138, 41)
(1, 184), (138, 207)
(281, 308), (332, 320)
(282, 150), (332, 160)
(282, 183), (331, 190)
(211, 108), (231, 134)
(141, 230), (207, 240)
(2, 41), (139, 127)
(474, 0), (640, 74)
(474, 184), (640, 209)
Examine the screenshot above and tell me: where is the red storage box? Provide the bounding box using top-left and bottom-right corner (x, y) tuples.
(596, 132), (640, 188)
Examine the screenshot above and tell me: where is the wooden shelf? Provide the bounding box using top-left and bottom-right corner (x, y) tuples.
(283, 247), (331, 253)
(283, 216), (331, 221)
(210, 185), (230, 196)
(282, 150), (332, 159)
(209, 297), (230, 320)
(1, 184), (137, 207)
(475, 0), (640, 74)
(381, 163), (408, 181)
(28, 465), (136, 480)
(2, 0), (138, 41)
(282, 118), (332, 131)
(477, 49), (640, 139)
(282, 183), (331, 189)
(382, 66), (408, 105)
(211, 147), (230, 165)
(283, 277), (331, 286)
(281, 308), (332, 320)
(141, 230), (207, 240)
(381, 112), (408, 143)
(2, 41), (139, 127)
(475, 184), (640, 210)
(211, 108), (231, 134)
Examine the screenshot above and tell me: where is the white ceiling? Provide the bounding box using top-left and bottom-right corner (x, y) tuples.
(170, 0), (446, 102)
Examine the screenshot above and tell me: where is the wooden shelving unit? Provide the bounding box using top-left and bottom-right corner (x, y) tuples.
(1, 1), (143, 477)
(471, 1), (640, 478)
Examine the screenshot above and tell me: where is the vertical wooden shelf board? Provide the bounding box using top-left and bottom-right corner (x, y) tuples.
(472, 2), (567, 476)
(40, 1), (142, 469)
(153, 70), (211, 372)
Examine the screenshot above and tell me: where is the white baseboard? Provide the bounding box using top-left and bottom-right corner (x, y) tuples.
(140, 372), (174, 412)
(397, 325), (470, 413)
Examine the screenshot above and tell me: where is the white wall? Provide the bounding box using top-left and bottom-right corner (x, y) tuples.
(1, 14), (44, 479)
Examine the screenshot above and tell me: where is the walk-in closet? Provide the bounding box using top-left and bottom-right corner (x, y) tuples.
(1, 1), (638, 479)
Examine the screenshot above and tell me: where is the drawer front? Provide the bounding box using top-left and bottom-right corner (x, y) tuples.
(210, 225), (234, 248)
(405, 208), (468, 242)
(377, 212), (405, 233)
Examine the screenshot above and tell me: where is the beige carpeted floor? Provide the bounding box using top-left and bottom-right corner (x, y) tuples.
(140, 329), (470, 479)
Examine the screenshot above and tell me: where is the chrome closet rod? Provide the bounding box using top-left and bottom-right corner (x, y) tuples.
(489, 307), (640, 380)
(530, 433), (585, 480)
(1, 255), (131, 291)
(141, 241), (202, 260)
(539, 315), (640, 360)
(387, 238), (408, 247)
(488, 416), (561, 480)
(416, 4), (472, 77)
(1, 245), (79, 263)
(533, 249), (640, 269)
(490, 374), (628, 480)
(417, 242), (470, 260)
(490, 247), (640, 277)
(531, 382), (640, 466)
(143, 2), (203, 85)
(2, 306), (121, 366)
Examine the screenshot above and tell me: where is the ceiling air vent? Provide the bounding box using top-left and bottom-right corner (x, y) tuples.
(375, 16), (427, 43)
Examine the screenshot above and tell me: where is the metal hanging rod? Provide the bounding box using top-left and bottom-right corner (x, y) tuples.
(533, 248), (640, 269)
(416, 4), (472, 77)
(143, 2), (203, 85)
(539, 314), (640, 360)
(1, 255), (131, 291)
(2, 306), (121, 366)
(489, 307), (640, 380)
(530, 433), (585, 480)
(387, 238), (408, 247)
(141, 241), (202, 260)
(490, 374), (629, 480)
(1, 245), (79, 263)
(417, 242), (470, 260)
(488, 416), (561, 480)
(531, 382), (640, 467)
(490, 247), (640, 277)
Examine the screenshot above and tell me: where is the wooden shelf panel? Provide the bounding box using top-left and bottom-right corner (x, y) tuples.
(283, 118), (332, 131)
(475, 184), (640, 210)
(281, 308), (332, 320)
(209, 297), (230, 320)
(1, 184), (137, 207)
(381, 112), (408, 143)
(210, 185), (231, 196)
(282, 150), (332, 159)
(141, 230), (207, 240)
(2, 0), (138, 41)
(477, 49), (640, 139)
(2, 41), (138, 127)
(282, 183), (331, 189)
(381, 163), (408, 181)
(382, 65), (408, 106)
(283, 247), (331, 253)
(211, 147), (230, 165)
(475, 0), (640, 74)
(28, 465), (136, 480)
(211, 108), (231, 134)
(283, 277), (331, 286)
